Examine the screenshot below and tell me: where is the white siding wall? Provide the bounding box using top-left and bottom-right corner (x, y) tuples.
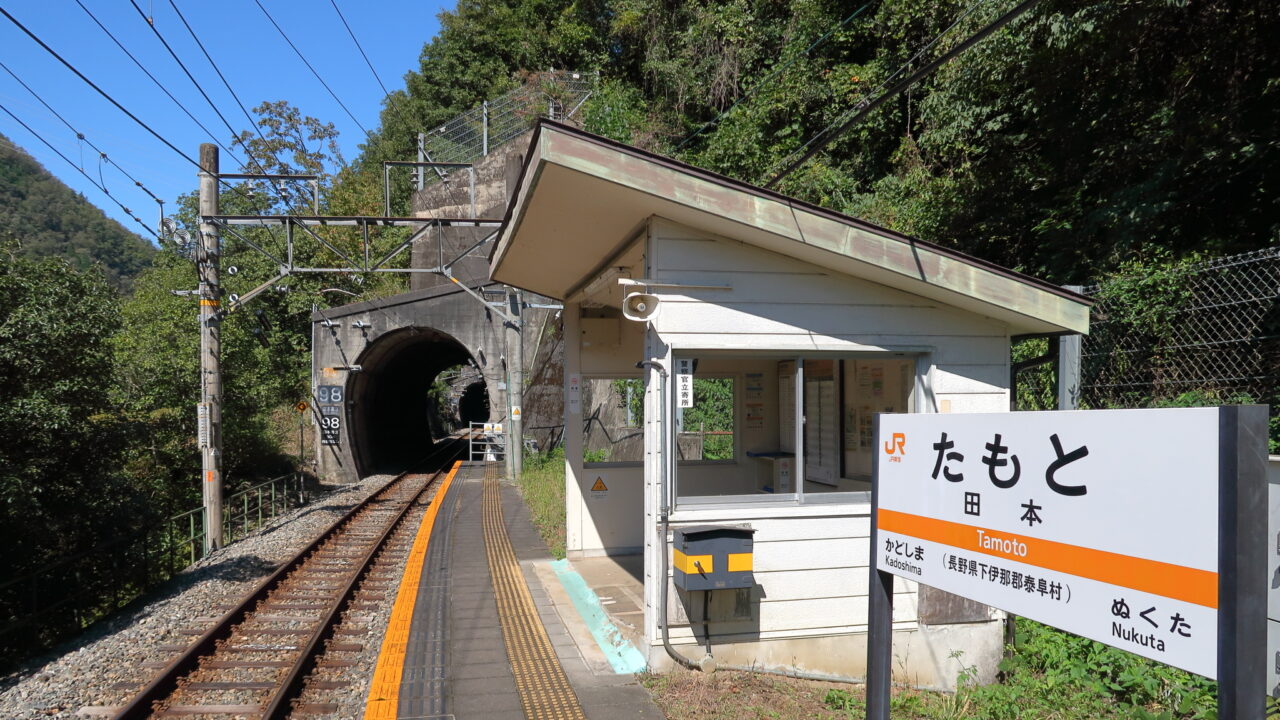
(643, 217), (1008, 649)
(565, 301), (649, 556)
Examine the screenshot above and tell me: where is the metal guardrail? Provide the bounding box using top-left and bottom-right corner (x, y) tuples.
(223, 473), (308, 545)
(470, 422), (507, 462)
(0, 472), (308, 668)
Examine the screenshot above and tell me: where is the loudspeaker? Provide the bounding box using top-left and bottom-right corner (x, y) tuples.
(622, 292), (660, 322)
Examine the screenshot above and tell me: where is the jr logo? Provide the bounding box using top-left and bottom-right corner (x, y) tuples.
(884, 433), (906, 457)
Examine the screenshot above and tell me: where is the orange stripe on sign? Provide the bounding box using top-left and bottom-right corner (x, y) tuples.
(877, 508), (1218, 609)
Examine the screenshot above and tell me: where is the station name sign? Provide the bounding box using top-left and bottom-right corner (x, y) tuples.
(873, 407), (1265, 683)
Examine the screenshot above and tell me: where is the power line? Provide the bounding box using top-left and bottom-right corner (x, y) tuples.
(0, 6), (199, 171)
(0, 99), (159, 239)
(253, 0), (371, 138)
(764, 0), (1043, 189)
(676, 1), (875, 151)
(0, 58), (165, 208)
(125, 0), (244, 155)
(71, 0), (243, 171)
(2, 5), (294, 257)
(329, 0), (418, 137)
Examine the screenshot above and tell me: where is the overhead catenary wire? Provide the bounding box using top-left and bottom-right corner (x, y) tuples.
(0, 5), (199, 171)
(155, 0), (335, 271)
(763, 0), (1044, 189)
(130, 0), (303, 258)
(253, 0), (371, 138)
(71, 0), (245, 174)
(0, 99), (159, 239)
(327, 0), (441, 201)
(0, 57), (164, 207)
(163, 0), (340, 176)
(125, 0), (247, 159)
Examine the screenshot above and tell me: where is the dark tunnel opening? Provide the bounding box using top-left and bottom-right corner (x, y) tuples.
(348, 327), (484, 476)
(458, 381), (490, 425)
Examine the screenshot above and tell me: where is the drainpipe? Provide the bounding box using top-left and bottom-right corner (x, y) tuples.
(640, 359), (700, 671)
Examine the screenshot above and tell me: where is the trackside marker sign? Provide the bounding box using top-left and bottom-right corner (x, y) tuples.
(871, 407), (1265, 688)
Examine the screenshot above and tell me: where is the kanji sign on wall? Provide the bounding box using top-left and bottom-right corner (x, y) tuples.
(873, 407), (1266, 681)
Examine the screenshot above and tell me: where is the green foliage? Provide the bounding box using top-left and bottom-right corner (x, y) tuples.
(0, 135), (154, 290)
(823, 620), (1214, 719)
(987, 619), (1217, 720)
(684, 377), (735, 460)
(520, 445), (568, 558)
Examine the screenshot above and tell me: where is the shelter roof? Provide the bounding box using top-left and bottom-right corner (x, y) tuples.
(491, 120), (1089, 335)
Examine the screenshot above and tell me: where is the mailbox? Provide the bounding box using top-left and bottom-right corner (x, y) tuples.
(671, 525), (755, 591)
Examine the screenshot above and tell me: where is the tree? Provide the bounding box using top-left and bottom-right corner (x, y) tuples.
(0, 246), (144, 651)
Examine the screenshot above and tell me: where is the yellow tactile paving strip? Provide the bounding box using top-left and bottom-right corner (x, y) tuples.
(362, 461), (461, 720)
(483, 463), (587, 720)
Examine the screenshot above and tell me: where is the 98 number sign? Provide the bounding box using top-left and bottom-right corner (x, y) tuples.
(317, 385), (344, 405)
(319, 410), (341, 446)
(317, 386), (343, 446)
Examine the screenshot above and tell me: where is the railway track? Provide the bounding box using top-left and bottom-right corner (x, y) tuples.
(109, 440), (465, 719)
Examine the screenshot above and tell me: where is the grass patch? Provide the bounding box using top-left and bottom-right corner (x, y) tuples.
(644, 619), (1243, 720)
(518, 446), (567, 559)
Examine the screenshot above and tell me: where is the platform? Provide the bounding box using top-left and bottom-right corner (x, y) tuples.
(364, 461), (663, 720)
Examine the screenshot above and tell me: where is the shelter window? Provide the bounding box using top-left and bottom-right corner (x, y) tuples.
(676, 377), (736, 463)
(583, 377), (644, 465)
(672, 354), (916, 506)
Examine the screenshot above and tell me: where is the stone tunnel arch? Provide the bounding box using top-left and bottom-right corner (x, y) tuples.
(346, 326), (485, 476)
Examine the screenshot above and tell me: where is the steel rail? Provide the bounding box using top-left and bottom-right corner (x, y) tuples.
(112, 434), (468, 719)
(261, 446), (464, 718)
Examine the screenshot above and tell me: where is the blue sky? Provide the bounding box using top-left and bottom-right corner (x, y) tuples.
(0, 0), (452, 242)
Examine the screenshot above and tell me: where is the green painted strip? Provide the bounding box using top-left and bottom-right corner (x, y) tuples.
(550, 559), (648, 674)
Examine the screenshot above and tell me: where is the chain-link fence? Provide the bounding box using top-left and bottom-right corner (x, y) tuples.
(419, 70), (594, 176)
(1079, 247), (1280, 416)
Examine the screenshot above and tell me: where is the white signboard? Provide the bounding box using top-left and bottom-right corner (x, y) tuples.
(197, 403), (210, 449)
(568, 373), (581, 414)
(676, 358), (694, 409)
(875, 407), (1249, 679)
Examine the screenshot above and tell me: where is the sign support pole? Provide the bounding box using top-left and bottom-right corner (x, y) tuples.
(1217, 405), (1266, 719)
(198, 143), (223, 554)
(866, 412), (892, 720)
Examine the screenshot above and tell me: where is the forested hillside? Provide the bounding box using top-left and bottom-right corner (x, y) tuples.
(0, 134), (153, 289)
(363, 0), (1278, 283)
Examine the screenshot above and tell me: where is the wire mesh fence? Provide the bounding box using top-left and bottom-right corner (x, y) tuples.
(1014, 246), (1280, 445)
(419, 70), (594, 177)
(1079, 246), (1280, 418)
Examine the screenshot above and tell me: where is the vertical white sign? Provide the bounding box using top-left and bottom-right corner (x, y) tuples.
(876, 408), (1224, 678)
(676, 358), (694, 409)
(197, 403), (210, 448)
(567, 373), (581, 414)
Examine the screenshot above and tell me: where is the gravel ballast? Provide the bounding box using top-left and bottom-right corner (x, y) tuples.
(0, 474), (399, 719)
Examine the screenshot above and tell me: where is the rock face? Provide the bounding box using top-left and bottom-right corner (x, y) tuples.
(312, 132), (565, 482)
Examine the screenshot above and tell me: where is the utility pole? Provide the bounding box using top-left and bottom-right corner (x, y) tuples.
(508, 288), (524, 479)
(198, 143), (223, 554)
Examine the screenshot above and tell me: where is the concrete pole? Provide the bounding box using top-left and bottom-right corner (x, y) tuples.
(198, 143), (223, 553)
(1058, 285), (1084, 411)
(506, 285), (522, 476)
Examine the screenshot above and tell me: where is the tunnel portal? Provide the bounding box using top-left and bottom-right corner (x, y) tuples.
(458, 382), (490, 426)
(348, 327), (483, 475)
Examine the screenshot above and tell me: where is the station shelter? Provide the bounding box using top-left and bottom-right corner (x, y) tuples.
(490, 120), (1091, 687)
